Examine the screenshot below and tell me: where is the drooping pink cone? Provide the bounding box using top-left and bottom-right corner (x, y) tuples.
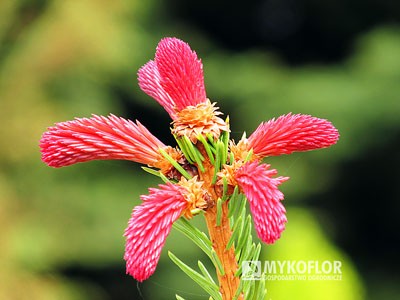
(247, 113), (339, 157)
(124, 183), (188, 281)
(40, 114), (165, 167)
(235, 161), (289, 244)
(138, 37), (207, 119)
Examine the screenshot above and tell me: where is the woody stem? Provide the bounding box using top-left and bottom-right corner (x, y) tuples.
(204, 202), (242, 300)
(198, 145), (242, 300)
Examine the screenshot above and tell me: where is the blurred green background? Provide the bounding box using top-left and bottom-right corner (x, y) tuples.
(0, 0), (399, 299)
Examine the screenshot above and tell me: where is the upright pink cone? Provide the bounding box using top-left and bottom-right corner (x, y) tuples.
(138, 38), (207, 119)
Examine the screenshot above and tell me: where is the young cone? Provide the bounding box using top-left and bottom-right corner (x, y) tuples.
(124, 183), (188, 281)
(247, 113), (339, 157)
(235, 161), (289, 244)
(40, 114), (179, 173)
(138, 37), (207, 119)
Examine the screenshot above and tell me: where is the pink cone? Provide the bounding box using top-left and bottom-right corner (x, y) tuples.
(235, 161), (289, 244)
(40, 114), (165, 167)
(138, 37), (207, 119)
(124, 183), (188, 281)
(247, 113), (339, 157)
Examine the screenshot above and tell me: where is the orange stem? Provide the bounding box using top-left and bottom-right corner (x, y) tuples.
(198, 145), (243, 300)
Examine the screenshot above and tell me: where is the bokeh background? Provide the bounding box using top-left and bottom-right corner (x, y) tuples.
(1, 0), (399, 299)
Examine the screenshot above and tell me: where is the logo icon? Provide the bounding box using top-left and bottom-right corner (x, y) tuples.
(242, 261), (261, 280)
